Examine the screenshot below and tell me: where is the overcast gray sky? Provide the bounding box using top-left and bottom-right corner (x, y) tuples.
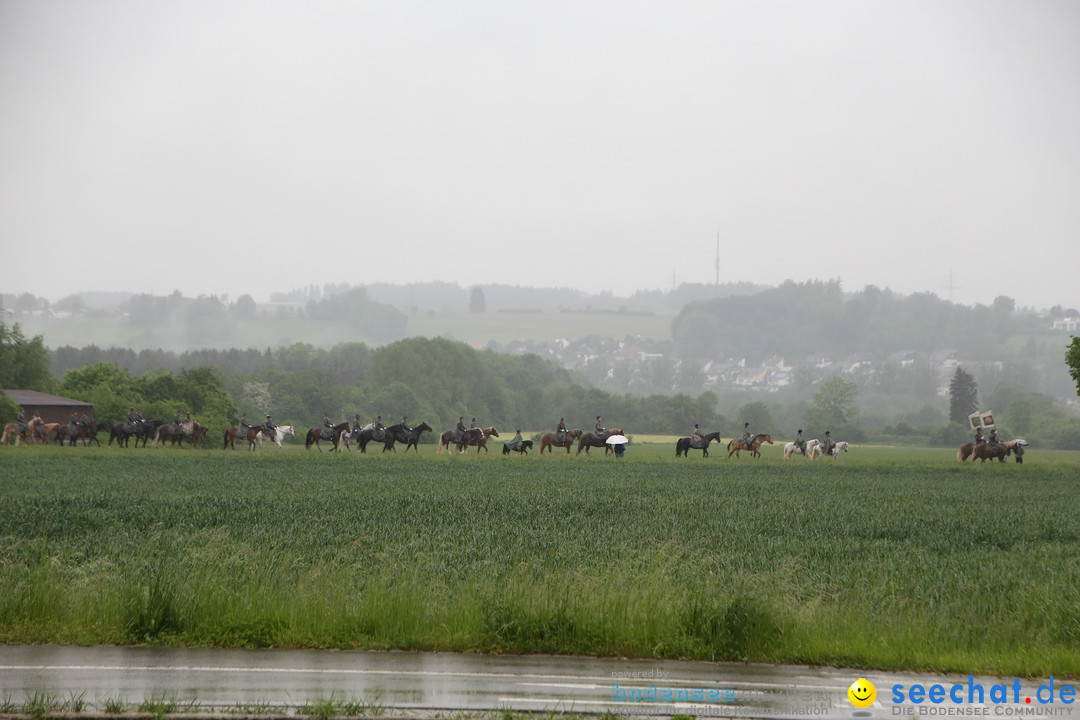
(2, 0), (1078, 310)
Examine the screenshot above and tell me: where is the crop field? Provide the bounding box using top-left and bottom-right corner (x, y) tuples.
(1, 444), (1078, 678)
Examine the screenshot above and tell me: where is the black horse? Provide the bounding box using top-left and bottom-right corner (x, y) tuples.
(577, 428), (624, 456)
(110, 420), (164, 448)
(382, 422), (433, 453)
(503, 439), (534, 455)
(676, 431), (722, 458)
(353, 424), (391, 453)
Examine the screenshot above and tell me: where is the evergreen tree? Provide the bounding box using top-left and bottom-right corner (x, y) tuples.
(949, 367), (979, 424)
(469, 286), (486, 313)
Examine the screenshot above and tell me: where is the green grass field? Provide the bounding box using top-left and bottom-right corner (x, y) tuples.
(1, 443), (1078, 679)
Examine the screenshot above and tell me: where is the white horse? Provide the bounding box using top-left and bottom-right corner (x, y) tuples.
(813, 440), (849, 459)
(256, 425), (295, 448)
(784, 438), (819, 459)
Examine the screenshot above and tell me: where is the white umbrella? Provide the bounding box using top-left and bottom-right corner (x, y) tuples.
(605, 434), (629, 444)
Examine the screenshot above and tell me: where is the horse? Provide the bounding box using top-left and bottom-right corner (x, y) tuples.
(538, 428), (583, 455)
(225, 424), (270, 451)
(967, 441), (1008, 463)
(503, 439), (534, 455)
(676, 431), (723, 458)
(438, 426), (483, 454)
(65, 423), (102, 447)
(382, 422), (433, 453)
(727, 433), (773, 459)
(109, 420), (163, 448)
(816, 440), (848, 459)
(465, 426), (499, 454)
(354, 424), (392, 453)
(784, 438), (820, 459)
(40, 422), (63, 444)
(255, 425), (295, 448)
(1, 416), (42, 446)
(156, 421), (207, 448)
(577, 429), (625, 456)
(1001, 439), (1027, 463)
(304, 422), (351, 452)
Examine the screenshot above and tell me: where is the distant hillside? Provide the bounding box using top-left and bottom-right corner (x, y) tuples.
(271, 281), (767, 314)
(672, 280), (1044, 362)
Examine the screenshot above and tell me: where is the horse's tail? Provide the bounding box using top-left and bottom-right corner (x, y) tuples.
(957, 446), (965, 461)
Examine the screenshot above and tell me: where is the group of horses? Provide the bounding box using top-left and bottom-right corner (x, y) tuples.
(674, 432), (777, 459)
(782, 438), (850, 460)
(301, 421), (435, 454)
(534, 428), (627, 456)
(957, 439), (1026, 463)
(0, 416), (214, 449)
(1, 416), (109, 447)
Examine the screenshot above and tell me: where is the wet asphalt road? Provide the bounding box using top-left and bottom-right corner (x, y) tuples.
(0, 645), (1071, 718)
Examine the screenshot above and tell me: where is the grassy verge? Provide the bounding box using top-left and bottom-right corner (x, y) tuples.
(1, 447), (1078, 677)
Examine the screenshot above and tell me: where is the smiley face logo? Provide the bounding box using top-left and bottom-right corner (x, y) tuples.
(848, 678), (876, 708)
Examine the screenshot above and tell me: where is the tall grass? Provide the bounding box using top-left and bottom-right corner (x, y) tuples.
(1, 448), (1078, 676)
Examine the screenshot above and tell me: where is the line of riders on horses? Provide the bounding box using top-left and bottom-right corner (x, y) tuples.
(4, 405), (209, 448)
(300, 413), (627, 456)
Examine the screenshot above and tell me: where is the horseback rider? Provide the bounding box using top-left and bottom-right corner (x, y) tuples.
(265, 415), (277, 441)
(988, 427), (999, 448)
(374, 415), (385, 440)
(173, 409), (183, 429)
(595, 416), (605, 440)
(822, 430), (836, 457)
(740, 422), (753, 448)
(128, 407), (142, 426)
(555, 417), (567, 444)
(974, 426), (985, 445)
(16, 407), (27, 433)
(401, 416), (412, 433)
(794, 429), (807, 455)
(691, 423), (704, 449)
(240, 413), (253, 437)
(321, 412), (334, 439)
(453, 416), (467, 443)
(507, 429), (523, 452)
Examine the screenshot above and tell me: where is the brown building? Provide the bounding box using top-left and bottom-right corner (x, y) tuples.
(2, 389), (94, 424)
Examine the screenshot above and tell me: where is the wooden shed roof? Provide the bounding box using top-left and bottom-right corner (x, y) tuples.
(2, 389), (93, 407)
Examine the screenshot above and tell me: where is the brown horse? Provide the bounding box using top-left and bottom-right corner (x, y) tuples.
(538, 428), (583, 455)
(1, 416), (42, 445)
(64, 423), (101, 447)
(959, 441), (1008, 463)
(577, 429), (625, 456)
(225, 424), (270, 451)
(1001, 439), (1026, 463)
(37, 422), (62, 444)
(438, 426), (495, 454)
(466, 426), (500, 454)
(304, 422), (351, 452)
(438, 427), (476, 454)
(727, 433), (773, 459)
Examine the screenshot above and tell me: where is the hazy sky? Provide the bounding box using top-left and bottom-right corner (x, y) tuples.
(2, 0), (1078, 310)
